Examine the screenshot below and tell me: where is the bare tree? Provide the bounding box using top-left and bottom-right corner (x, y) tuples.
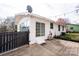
(64, 18), (71, 24)
(0, 16), (17, 32)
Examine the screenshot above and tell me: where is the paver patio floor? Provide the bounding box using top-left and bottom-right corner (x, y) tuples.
(1, 39), (79, 56)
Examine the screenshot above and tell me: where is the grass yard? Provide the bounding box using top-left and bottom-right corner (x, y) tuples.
(54, 32), (79, 42)
(64, 33), (79, 41)
(67, 33), (79, 35)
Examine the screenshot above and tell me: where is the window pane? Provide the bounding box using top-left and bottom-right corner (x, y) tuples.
(36, 22), (45, 37)
(36, 22), (40, 36)
(40, 23), (45, 36)
(20, 23), (29, 32)
(58, 25), (60, 31)
(70, 27), (73, 30)
(62, 26), (64, 31)
(36, 33), (40, 36)
(50, 23), (53, 29)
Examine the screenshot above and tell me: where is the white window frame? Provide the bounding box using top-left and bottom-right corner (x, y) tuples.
(36, 22), (45, 37)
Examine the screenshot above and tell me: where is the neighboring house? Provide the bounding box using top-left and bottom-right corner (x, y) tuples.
(66, 24), (79, 32)
(56, 18), (66, 35)
(15, 12), (66, 44)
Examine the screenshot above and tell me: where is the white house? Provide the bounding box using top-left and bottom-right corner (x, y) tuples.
(15, 12), (66, 44)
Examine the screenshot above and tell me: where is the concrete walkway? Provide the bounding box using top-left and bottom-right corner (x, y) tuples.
(1, 39), (79, 56)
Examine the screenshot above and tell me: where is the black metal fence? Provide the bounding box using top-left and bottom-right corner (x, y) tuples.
(0, 31), (29, 53)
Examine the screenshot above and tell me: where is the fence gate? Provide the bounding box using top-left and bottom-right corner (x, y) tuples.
(0, 31), (29, 53)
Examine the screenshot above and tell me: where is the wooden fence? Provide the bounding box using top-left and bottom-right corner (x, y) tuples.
(0, 31), (29, 53)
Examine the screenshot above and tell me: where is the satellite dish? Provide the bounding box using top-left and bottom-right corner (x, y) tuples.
(26, 5), (32, 13)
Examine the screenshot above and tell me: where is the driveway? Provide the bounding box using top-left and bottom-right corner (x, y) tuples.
(1, 39), (79, 56)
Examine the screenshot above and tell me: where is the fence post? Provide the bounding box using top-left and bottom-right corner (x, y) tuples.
(0, 33), (2, 53)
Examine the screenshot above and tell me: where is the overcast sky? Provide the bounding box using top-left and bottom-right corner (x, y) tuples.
(0, 0), (79, 23)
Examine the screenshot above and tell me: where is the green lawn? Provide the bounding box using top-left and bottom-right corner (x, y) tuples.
(67, 33), (79, 35)
(64, 33), (79, 41)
